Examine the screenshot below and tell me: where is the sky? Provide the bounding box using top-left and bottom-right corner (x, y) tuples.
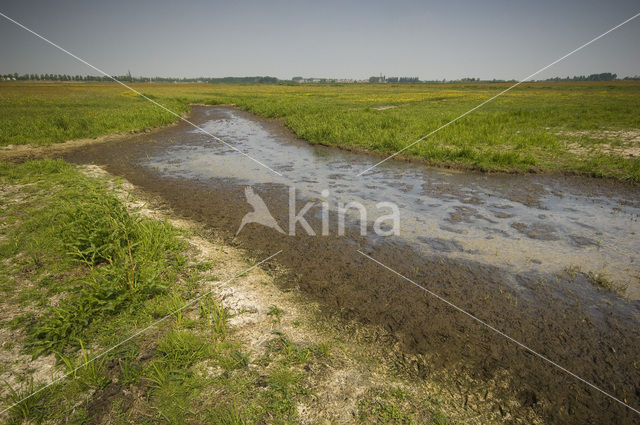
(0, 0), (639, 80)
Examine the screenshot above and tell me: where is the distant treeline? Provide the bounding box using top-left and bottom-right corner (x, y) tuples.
(368, 76), (420, 83)
(435, 73), (640, 83)
(1, 72), (639, 83)
(0, 73), (280, 84)
(544, 73), (630, 82)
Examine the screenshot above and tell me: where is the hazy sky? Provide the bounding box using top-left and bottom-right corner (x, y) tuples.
(0, 0), (638, 80)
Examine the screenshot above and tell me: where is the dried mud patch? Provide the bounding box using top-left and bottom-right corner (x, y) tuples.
(560, 129), (640, 158)
(0, 327), (59, 401)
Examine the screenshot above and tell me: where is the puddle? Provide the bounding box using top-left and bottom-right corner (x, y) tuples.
(146, 107), (640, 298)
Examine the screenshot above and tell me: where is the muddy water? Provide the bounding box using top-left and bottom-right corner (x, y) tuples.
(65, 106), (640, 424)
(146, 107), (639, 298)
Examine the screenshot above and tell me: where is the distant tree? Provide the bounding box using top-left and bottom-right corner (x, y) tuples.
(544, 72), (617, 82)
(257, 76), (278, 83)
(586, 72), (616, 81)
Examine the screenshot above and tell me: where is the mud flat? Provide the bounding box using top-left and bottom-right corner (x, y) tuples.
(64, 106), (640, 424)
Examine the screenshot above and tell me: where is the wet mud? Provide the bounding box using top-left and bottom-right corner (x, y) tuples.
(63, 106), (640, 424)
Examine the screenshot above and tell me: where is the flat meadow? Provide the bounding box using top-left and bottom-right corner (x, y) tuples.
(1, 81), (639, 423)
(1, 80), (639, 181)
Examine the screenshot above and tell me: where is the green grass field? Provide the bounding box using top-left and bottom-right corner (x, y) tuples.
(1, 81), (639, 181)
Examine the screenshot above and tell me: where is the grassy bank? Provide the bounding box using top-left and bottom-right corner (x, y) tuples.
(1, 81), (638, 181)
(0, 160), (472, 424)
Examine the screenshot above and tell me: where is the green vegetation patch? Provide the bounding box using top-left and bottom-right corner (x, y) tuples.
(1, 81), (639, 181)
